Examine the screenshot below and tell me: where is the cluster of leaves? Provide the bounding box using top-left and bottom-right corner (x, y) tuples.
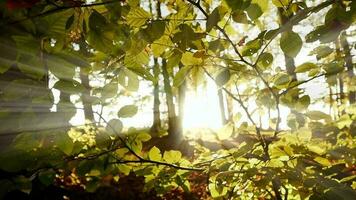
(0, 0), (355, 199)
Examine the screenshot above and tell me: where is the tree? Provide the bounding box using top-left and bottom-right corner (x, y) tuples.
(0, 0), (355, 199)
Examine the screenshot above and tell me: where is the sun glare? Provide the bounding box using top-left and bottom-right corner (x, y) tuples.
(182, 79), (223, 131)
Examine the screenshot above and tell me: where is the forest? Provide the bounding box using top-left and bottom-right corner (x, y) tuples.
(0, 0), (355, 199)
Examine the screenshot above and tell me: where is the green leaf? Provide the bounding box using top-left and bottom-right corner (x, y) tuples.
(163, 150), (182, 163)
(297, 128), (312, 141)
(336, 114), (352, 129)
(309, 46), (333, 60)
(38, 170), (56, 186)
(127, 66), (155, 82)
(306, 111), (331, 120)
(89, 10), (107, 31)
(136, 132), (151, 142)
(106, 119), (123, 135)
(149, 146), (161, 161)
(141, 21), (166, 43)
(206, 7), (221, 32)
(314, 157), (331, 166)
(272, 0), (290, 7)
(118, 69), (139, 92)
(0, 38), (16, 74)
(215, 69), (231, 87)
(324, 61), (344, 75)
(56, 133), (74, 156)
(47, 55), (75, 80)
(101, 82), (118, 99)
(258, 52), (273, 68)
(268, 159), (284, 168)
(273, 73), (291, 89)
(217, 123), (234, 140)
(181, 52), (203, 66)
(118, 105), (138, 118)
(17, 54), (45, 79)
(246, 4), (263, 20)
(53, 80), (84, 94)
(173, 66), (192, 87)
(225, 0), (252, 11)
(242, 38), (262, 56)
(295, 62), (318, 73)
(232, 10), (249, 24)
(124, 50), (150, 68)
(280, 31), (303, 58)
(127, 7), (150, 28)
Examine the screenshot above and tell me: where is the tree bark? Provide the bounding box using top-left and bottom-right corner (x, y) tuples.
(278, 8), (297, 82)
(162, 59), (182, 141)
(79, 69), (94, 121)
(218, 88), (227, 125)
(334, 38), (345, 109)
(79, 39), (94, 121)
(340, 32), (355, 104)
(178, 63), (186, 131)
(151, 58), (161, 134)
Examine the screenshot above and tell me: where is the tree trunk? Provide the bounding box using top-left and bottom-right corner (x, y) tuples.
(162, 59), (182, 141)
(218, 89), (227, 125)
(151, 58), (161, 134)
(340, 32), (355, 104)
(79, 69), (94, 121)
(79, 39), (94, 121)
(178, 63), (186, 131)
(278, 9), (297, 82)
(335, 37), (345, 113)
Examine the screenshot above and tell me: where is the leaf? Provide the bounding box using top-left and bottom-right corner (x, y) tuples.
(297, 128), (312, 141)
(47, 55), (75, 80)
(272, 0), (290, 7)
(309, 46), (333, 60)
(118, 69), (139, 92)
(65, 14), (74, 30)
(127, 66), (155, 82)
(324, 61), (344, 75)
(136, 132), (151, 142)
(17, 54), (45, 79)
(106, 119), (123, 135)
(56, 133), (74, 156)
(38, 170), (56, 186)
(232, 10), (249, 24)
(89, 10), (107, 31)
(217, 123), (234, 140)
(280, 31), (303, 58)
(148, 146), (161, 161)
(273, 73), (291, 89)
(101, 82), (118, 99)
(181, 52), (203, 66)
(215, 69), (231, 87)
(268, 159), (284, 168)
(163, 150), (182, 163)
(127, 7), (150, 28)
(0, 38), (16, 74)
(246, 3), (263, 20)
(336, 114), (352, 129)
(295, 62), (318, 73)
(314, 157), (331, 166)
(124, 50), (150, 68)
(258, 52), (273, 68)
(118, 105), (138, 118)
(242, 38), (262, 56)
(225, 0), (252, 11)
(173, 66), (192, 87)
(206, 7), (221, 32)
(53, 80), (84, 94)
(306, 111), (331, 120)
